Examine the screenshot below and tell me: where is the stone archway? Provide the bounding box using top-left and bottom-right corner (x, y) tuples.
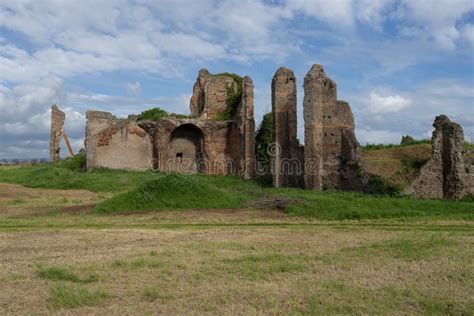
(168, 124), (204, 173)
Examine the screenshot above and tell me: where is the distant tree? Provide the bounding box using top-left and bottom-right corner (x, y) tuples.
(400, 135), (416, 145)
(255, 112), (273, 167)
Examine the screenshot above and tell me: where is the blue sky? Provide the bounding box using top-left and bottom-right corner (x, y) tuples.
(1, 0), (473, 159)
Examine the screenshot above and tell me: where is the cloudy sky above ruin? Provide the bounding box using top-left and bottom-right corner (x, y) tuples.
(1, 0), (473, 159)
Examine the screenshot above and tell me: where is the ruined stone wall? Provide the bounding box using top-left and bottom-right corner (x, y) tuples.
(406, 115), (473, 199)
(234, 76), (256, 179)
(84, 69), (255, 178)
(155, 118), (236, 175)
(85, 111), (153, 171)
(50, 105), (65, 162)
(271, 67), (298, 187)
(190, 69), (238, 120)
(303, 64), (362, 191)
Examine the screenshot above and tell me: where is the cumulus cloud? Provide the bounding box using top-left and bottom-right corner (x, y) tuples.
(0, 0), (473, 158)
(368, 91), (412, 114)
(125, 82), (141, 95)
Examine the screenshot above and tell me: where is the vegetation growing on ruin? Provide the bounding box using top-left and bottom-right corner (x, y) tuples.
(136, 107), (196, 121)
(137, 107), (169, 121)
(213, 72), (243, 120)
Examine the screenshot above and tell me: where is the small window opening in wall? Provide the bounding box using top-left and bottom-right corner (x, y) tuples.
(176, 153), (183, 161)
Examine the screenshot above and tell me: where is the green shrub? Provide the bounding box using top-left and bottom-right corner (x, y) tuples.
(55, 152), (86, 171)
(137, 107), (169, 121)
(365, 175), (403, 196)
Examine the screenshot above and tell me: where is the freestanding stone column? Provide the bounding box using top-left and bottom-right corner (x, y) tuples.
(272, 67), (298, 187)
(50, 105), (65, 162)
(236, 76), (256, 179)
(303, 65), (337, 190)
(303, 64), (363, 191)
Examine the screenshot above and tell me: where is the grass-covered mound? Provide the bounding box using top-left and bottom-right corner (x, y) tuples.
(93, 173), (262, 213)
(0, 163), (157, 193)
(1, 161), (473, 220)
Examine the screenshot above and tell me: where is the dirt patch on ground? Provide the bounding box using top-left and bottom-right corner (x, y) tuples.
(248, 197), (303, 210)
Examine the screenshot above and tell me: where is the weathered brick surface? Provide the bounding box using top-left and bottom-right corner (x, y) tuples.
(235, 76), (256, 179)
(190, 69), (238, 120)
(303, 64), (363, 191)
(272, 67), (299, 187)
(406, 115), (473, 199)
(85, 111), (153, 171)
(50, 105), (65, 162)
(85, 70), (255, 178)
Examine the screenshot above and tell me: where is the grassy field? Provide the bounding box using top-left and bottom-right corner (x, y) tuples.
(1, 157), (473, 314)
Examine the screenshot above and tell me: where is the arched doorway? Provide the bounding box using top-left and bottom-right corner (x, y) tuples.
(168, 124), (204, 173)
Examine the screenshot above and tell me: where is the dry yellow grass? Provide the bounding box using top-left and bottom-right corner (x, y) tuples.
(1, 183), (473, 315)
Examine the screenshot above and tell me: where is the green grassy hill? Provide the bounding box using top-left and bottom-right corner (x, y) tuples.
(361, 143), (432, 189)
(0, 147), (472, 220)
(361, 142), (473, 190)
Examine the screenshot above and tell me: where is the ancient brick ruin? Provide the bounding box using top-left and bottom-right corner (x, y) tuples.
(85, 70), (255, 177)
(270, 64), (363, 191)
(50, 105), (65, 162)
(406, 115), (473, 199)
(303, 65), (363, 191)
(271, 67), (299, 187)
(49, 64), (471, 200)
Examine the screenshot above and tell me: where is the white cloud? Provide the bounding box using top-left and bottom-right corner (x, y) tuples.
(461, 24), (474, 46)
(0, 0), (473, 157)
(357, 129), (402, 144)
(368, 91), (412, 114)
(287, 0), (355, 27)
(396, 0), (474, 50)
(125, 81), (141, 95)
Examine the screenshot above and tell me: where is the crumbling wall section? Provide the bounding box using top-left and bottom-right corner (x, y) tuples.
(271, 67), (299, 187)
(234, 76), (256, 179)
(85, 111), (153, 171)
(406, 115), (473, 199)
(190, 69), (238, 120)
(50, 105), (65, 162)
(155, 118), (236, 175)
(303, 64), (363, 191)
